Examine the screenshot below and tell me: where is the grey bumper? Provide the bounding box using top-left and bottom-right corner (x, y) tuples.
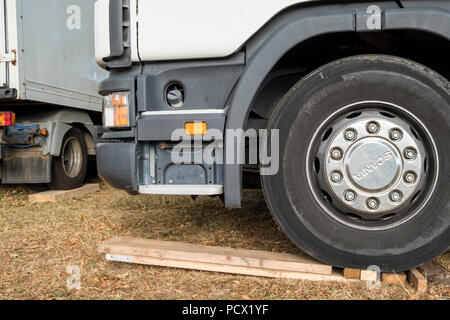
(96, 142), (138, 191)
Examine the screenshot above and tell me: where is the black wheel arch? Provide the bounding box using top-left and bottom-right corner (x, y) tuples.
(224, 2), (450, 207)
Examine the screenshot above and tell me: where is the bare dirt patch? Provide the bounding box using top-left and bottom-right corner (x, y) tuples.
(0, 182), (448, 300)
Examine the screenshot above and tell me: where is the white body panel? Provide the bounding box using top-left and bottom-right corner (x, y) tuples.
(137, 0), (311, 61)
(0, 1), (7, 86)
(1, 0), (19, 90)
(1, 0), (108, 111)
(94, 0), (312, 63)
(129, 0), (139, 62)
(6, 0), (19, 91)
(94, 0), (110, 67)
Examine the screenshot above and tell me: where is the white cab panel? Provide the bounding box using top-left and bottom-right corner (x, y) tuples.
(94, 0), (111, 67)
(137, 0), (311, 61)
(129, 0), (139, 62)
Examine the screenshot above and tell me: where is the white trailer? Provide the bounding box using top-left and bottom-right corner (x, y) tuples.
(0, 0), (108, 189)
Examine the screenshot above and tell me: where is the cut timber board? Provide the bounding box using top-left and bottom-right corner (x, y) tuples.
(99, 237), (350, 281)
(343, 268), (361, 280)
(382, 272), (407, 285)
(407, 269), (427, 293)
(29, 184), (100, 203)
(360, 270), (378, 282)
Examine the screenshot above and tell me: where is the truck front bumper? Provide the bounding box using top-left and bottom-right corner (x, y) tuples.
(97, 109), (226, 195)
(97, 142), (138, 191)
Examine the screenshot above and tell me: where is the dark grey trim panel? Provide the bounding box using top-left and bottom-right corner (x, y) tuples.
(108, 0), (124, 57)
(99, 67), (138, 95)
(137, 113), (225, 141)
(97, 142), (137, 191)
(99, 64), (141, 127)
(384, 8), (450, 39)
(104, 0), (131, 69)
(0, 88), (17, 99)
(400, 1), (450, 11)
(136, 53), (244, 112)
(225, 9), (356, 208)
(101, 127), (135, 140)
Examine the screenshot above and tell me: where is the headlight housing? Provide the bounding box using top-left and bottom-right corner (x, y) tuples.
(103, 92), (130, 128)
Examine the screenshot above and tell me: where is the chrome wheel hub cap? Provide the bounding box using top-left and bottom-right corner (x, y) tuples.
(324, 112), (424, 214)
(307, 102), (439, 230)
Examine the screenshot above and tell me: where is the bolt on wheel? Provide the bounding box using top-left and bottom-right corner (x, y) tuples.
(307, 101), (438, 230)
(61, 137), (83, 178)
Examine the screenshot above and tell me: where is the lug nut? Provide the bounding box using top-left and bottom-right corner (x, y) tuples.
(389, 129), (403, 141)
(367, 198), (379, 210)
(331, 148), (343, 160)
(330, 171), (343, 183)
(390, 191), (403, 203)
(404, 172), (417, 184)
(344, 129), (357, 141)
(366, 121), (379, 134)
(344, 190), (356, 202)
(404, 148), (417, 160)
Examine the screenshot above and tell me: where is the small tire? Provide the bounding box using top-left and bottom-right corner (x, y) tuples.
(48, 128), (88, 190)
(262, 55), (450, 272)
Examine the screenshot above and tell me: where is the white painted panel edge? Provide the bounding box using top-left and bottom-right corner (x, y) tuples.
(136, 0), (312, 61)
(94, 0), (110, 67)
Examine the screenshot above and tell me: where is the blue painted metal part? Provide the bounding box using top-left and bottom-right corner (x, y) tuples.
(3, 124), (43, 146)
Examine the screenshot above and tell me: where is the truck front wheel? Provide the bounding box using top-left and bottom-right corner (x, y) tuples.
(262, 55), (450, 272)
(48, 128), (88, 190)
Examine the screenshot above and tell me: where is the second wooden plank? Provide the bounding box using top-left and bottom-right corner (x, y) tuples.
(99, 237), (333, 275)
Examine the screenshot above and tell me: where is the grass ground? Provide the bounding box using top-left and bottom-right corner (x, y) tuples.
(0, 180), (448, 300)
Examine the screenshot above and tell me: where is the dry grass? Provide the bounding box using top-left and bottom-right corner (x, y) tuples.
(0, 180), (448, 300)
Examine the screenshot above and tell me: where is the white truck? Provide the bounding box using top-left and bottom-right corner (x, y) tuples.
(0, 0), (107, 189)
(95, 0), (450, 272)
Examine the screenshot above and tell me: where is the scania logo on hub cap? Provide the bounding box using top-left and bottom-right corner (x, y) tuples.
(346, 138), (400, 191)
(352, 151), (393, 181)
(316, 108), (427, 217)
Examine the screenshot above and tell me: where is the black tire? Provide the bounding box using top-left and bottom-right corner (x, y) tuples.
(262, 55), (450, 272)
(48, 128), (88, 190)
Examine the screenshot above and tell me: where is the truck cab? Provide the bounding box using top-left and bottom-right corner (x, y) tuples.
(95, 0), (450, 272)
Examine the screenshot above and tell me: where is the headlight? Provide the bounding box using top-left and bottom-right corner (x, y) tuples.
(103, 92), (130, 128)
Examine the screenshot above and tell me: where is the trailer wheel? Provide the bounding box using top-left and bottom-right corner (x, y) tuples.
(262, 55), (450, 272)
(48, 128), (88, 190)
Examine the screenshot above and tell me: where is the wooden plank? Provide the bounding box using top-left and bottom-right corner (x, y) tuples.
(99, 237), (333, 275)
(407, 269), (427, 293)
(105, 253), (352, 282)
(29, 184), (100, 203)
(343, 268), (361, 280)
(360, 270), (377, 282)
(382, 272), (407, 285)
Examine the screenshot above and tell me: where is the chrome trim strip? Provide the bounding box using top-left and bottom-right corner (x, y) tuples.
(139, 184), (224, 195)
(141, 109), (226, 116)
